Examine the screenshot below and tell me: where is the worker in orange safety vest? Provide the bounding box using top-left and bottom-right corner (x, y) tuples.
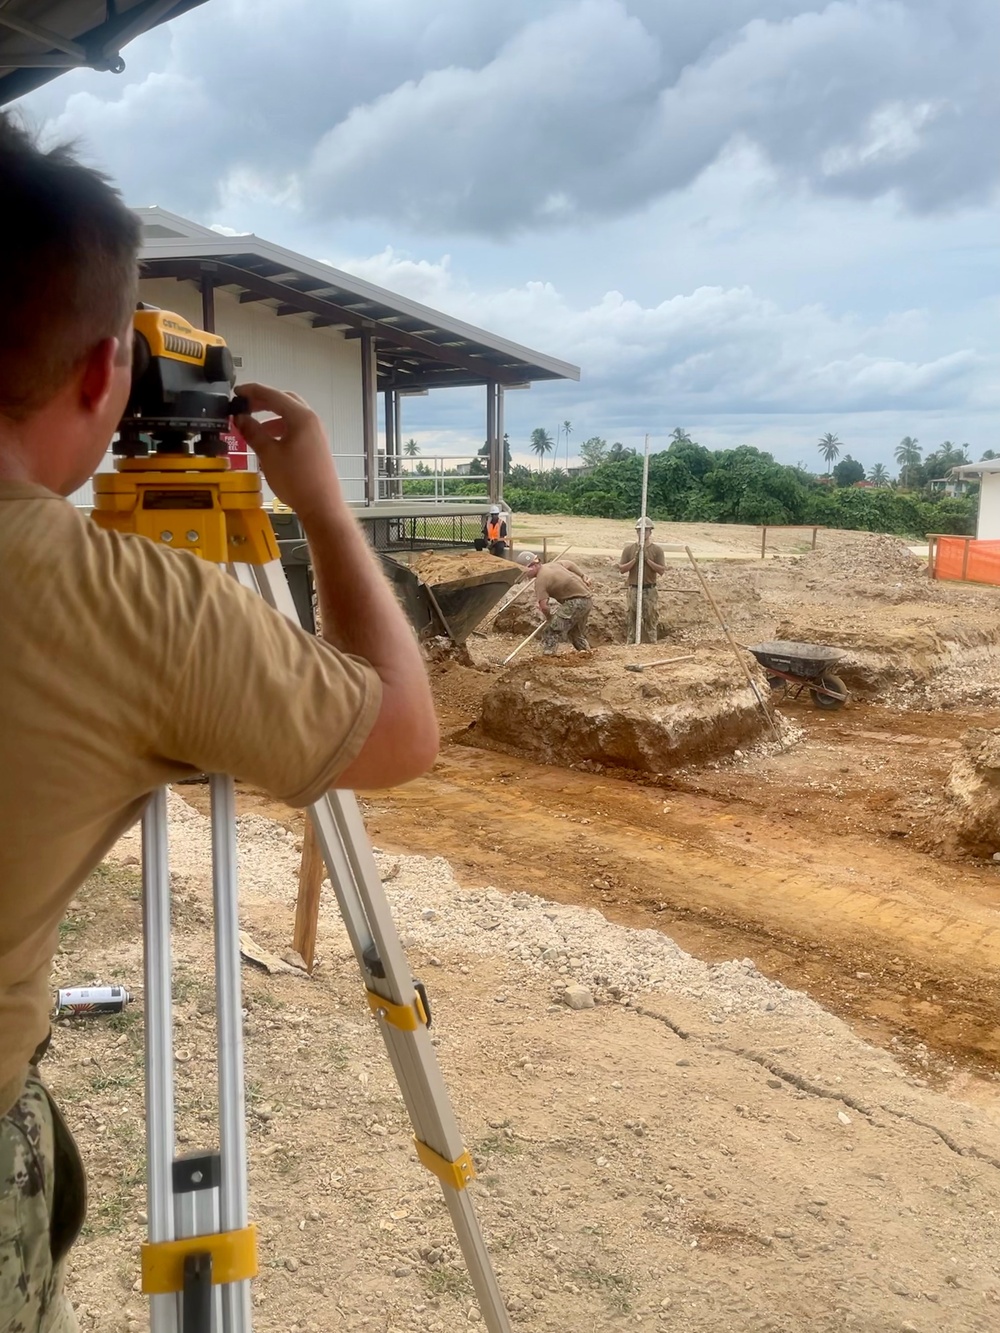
(483, 504), (509, 557)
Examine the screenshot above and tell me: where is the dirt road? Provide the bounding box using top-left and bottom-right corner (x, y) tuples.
(365, 698), (1000, 1084)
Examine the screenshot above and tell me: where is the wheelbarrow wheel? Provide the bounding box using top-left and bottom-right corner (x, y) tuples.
(812, 672), (848, 709)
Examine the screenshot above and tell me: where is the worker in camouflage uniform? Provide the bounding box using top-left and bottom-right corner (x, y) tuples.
(522, 554), (593, 654)
(618, 517), (667, 644)
(0, 1057), (83, 1332)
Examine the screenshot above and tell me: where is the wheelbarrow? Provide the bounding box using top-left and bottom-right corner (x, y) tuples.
(746, 640), (849, 710)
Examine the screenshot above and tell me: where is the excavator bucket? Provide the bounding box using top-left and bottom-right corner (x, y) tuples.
(378, 555), (522, 644)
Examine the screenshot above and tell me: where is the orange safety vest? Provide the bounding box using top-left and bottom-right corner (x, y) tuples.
(486, 517), (504, 542)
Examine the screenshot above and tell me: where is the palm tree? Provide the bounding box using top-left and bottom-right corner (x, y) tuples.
(894, 436), (921, 489)
(869, 463), (890, 487)
(563, 418), (573, 469)
(818, 432), (841, 470)
(670, 427), (692, 444)
(530, 427), (554, 470)
(403, 437), (420, 458)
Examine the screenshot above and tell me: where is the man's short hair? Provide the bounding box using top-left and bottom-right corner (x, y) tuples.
(0, 112), (140, 420)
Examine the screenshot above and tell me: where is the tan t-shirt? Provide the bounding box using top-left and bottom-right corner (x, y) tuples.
(620, 541), (666, 587)
(534, 561), (590, 603)
(0, 483), (381, 1114)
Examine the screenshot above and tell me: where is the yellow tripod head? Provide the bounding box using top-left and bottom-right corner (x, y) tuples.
(92, 308), (278, 566)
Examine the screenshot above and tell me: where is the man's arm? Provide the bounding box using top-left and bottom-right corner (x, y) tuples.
(235, 385), (438, 789)
(645, 545), (667, 576)
(618, 544), (637, 574)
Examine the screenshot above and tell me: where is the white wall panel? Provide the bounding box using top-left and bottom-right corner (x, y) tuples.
(976, 473), (1000, 540)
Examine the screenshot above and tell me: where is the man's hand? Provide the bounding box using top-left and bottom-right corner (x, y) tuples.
(537, 598), (551, 619)
(234, 383), (343, 521)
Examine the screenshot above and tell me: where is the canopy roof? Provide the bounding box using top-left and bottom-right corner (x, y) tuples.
(139, 208), (581, 393)
(0, 1), (208, 104)
(953, 461), (1000, 477)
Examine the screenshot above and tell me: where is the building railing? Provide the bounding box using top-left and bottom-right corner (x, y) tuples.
(378, 455), (490, 503)
(67, 450), (492, 511)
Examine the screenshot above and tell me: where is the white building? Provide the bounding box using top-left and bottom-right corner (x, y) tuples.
(953, 461), (1000, 539)
(72, 207), (579, 549)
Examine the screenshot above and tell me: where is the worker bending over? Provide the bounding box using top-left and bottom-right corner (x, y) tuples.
(522, 553), (593, 655)
(483, 504), (509, 557)
(0, 114), (438, 1332)
(619, 518), (667, 644)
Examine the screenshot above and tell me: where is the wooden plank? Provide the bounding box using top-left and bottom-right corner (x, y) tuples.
(292, 820), (324, 973)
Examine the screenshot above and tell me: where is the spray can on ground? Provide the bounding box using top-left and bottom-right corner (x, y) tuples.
(56, 986), (133, 1017)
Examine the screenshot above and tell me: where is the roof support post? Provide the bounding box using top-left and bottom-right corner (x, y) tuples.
(485, 380), (499, 505)
(394, 391), (403, 501)
(383, 388), (397, 499)
(361, 330), (378, 506)
(496, 386), (505, 505)
(200, 270), (216, 334)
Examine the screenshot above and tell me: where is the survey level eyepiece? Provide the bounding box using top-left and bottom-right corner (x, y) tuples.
(116, 306), (248, 458)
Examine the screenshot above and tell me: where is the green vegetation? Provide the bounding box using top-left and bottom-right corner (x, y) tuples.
(394, 428), (980, 539)
(501, 439), (975, 538)
(570, 1264), (636, 1313)
(420, 1265), (472, 1300)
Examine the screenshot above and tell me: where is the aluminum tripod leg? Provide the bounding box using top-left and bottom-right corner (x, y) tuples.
(242, 558), (513, 1333)
(142, 781), (253, 1333)
(143, 789), (180, 1333)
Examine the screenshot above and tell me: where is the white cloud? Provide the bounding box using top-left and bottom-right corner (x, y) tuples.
(17, 0), (1000, 464)
(27, 1), (1000, 231)
(338, 245), (990, 418)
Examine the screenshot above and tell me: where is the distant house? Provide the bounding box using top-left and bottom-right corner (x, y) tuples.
(928, 476), (976, 498)
(852, 479), (877, 489)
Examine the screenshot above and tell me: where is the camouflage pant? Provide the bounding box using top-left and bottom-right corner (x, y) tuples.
(542, 596), (592, 653)
(1, 1070), (84, 1332)
(627, 584), (659, 644)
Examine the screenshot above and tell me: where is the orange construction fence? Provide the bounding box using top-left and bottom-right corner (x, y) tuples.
(927, 534), (1000, 587)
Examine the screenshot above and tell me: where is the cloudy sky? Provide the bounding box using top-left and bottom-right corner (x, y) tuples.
(19, 0), (1000, 470)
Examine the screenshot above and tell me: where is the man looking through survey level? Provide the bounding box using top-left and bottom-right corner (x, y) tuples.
(0, 112), (437, 1331)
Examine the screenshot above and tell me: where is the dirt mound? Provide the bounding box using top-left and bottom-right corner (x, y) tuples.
(427, 657), (496, 727)
(406, 549), (512, 584)
(478, 648), (770, 772)
(771, 615), (1000, 700)
(802, 530), (924, 585)
(943, 728), (1000, 858)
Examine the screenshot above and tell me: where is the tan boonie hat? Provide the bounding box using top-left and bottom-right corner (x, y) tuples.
(635, 517), (654, 529)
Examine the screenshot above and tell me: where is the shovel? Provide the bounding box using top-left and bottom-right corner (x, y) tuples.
(624, 654), (695, 673)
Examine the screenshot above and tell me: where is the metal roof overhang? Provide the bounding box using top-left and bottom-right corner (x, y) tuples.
(0, 1), (209, 104)
(954, 462), (1000, 478)
(140, 237), (581, 394)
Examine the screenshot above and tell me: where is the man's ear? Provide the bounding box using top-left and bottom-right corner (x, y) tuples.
(78, 337), (121, 415)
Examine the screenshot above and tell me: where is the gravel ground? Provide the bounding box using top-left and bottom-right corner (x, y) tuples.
(49, 789), (1000, 1333)
(122, 793), (818, 1022)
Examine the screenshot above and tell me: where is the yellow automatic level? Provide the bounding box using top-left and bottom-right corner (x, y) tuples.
(92, 456), (279, 565)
